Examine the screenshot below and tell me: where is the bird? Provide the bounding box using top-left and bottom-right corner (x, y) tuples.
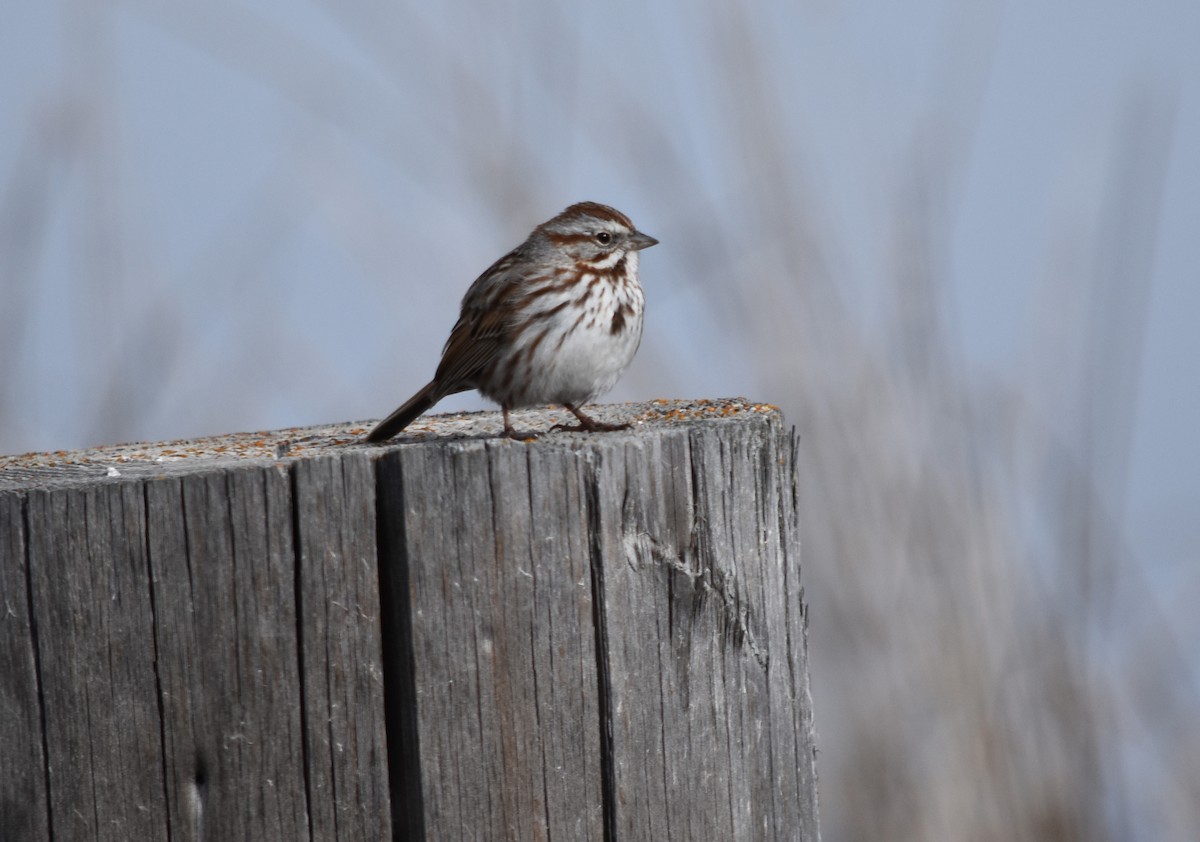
(365, 201), (657, 442)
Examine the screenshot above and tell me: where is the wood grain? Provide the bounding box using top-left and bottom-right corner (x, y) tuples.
(0, 399), (819, 841)
(0, 491), (49, 841)
(293, 453), (392, 840)
(145, 466), (309, 840)
(26, 481), (168, 841)
(589, 419), (818, 841)
(377, 439), (606, 840)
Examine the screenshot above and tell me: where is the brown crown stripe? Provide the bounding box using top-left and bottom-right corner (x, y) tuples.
(549, 201), (634, 230)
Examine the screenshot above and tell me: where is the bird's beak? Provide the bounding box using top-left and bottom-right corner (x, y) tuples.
(628, 230), (659, 251)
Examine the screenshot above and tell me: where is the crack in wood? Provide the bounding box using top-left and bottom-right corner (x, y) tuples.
(622, 527), (769, 670)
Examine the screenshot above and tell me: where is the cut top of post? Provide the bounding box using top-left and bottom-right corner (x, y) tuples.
(0, 399), (781, 492)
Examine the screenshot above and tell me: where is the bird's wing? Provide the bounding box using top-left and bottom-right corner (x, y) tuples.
(433, 313), (502, 390)
(430, 253), (523, 386)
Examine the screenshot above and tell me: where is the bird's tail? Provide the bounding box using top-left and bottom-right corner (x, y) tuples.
(365, 381), (441, 442)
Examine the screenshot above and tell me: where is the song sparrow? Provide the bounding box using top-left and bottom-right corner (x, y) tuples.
(365, 202), (658, 442)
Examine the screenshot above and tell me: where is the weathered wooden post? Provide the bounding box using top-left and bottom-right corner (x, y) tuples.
(0, 399), (819, 841)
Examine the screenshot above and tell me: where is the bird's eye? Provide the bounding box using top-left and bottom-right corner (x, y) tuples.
(595, 231), (612, 245)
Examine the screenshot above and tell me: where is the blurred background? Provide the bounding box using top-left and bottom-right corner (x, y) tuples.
(2, 1), (1197, 839)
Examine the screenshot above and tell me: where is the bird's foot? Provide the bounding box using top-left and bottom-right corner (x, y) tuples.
(551, 405), (631, 433)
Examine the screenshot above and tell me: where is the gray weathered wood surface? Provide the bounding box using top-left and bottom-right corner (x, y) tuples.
(0, 398), (819, 841)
